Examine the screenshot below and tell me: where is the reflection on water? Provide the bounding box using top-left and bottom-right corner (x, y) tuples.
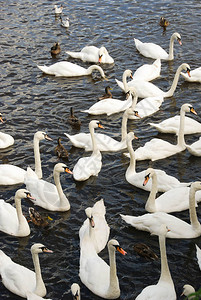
(1, 0), (201, 299)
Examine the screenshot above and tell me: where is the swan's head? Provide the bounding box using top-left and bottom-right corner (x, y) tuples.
(15, 189), (35, 201)
(71, 283), (80, 300)
(143, 168), (155, 186)
(126, 131), (138, 144)
(34, 131), (53, 142)
(54, 163), (73, 174)
(89, 120), (104, 130)
(108, 239), (127, 255)
(124, 69), (133, 80)
(124, 107), (140, 119)
(181, 103), (197, 116)
(85, 207), (95, 228)
(179, 63), (191, 77)
(190, 181), (201, 193)
(159, 224), (170, 236)
(181, 284), (195, 297)
(172, 32), (182, 45)
(31, 243), (53, 255)
(98, 46), (108, 62)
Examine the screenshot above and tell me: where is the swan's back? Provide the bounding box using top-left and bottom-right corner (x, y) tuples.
(0, 165), (26, 185)
(136, 281), (176, 300)
(0, 132), (14, 149)
(0, 200), (20, 234)
(134, 38), (168, 60)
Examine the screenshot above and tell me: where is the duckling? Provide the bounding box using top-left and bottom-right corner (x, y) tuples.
(60, 16), (70, 28)
(55, 137), (69, 159)
(54, 4), (63, 14)
(51, 42), (61, 56)
(159, 17), (170, 28)
(68, 107), (81, 128)
(133, 243), (158, 260)
(29, 207), (52, 227)
(98, 86), (113, 100)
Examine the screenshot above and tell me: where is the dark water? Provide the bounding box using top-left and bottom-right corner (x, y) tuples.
(1, 0), (201, 299)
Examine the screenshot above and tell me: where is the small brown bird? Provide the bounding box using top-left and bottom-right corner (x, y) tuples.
(98, 86), (113, 100)
(68, 107), (81, 128)
(159, 17), (170, 28)
(51, 42), (61, 56)
(29, 207), (53, 227)
(55, 137), (69, 159)
(134, 243), (158, 260)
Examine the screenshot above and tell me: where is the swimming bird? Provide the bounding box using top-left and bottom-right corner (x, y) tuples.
(186, 137), (201, 157)
(181, 285), (196, 299)
(159, 17), (170, 28)
(60, 16), (69, 28)
(71, 283), (81, 300)
(29, 207), (52, 227)
(98, 86), (113, 100)
(68, 107), (81, 128)
(55, 137), (69, 159)
(181, 66), (201, 83)
(134, 32), (182, 60)
(133, 243), (158, 260)
(54, 4), (63, 14)
(51, 42), (61, 56)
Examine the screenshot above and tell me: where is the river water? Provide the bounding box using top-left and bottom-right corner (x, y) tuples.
(1, 0), (201, 299)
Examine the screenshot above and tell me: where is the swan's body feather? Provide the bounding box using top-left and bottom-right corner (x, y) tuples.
(132, 58), (161, 81)
(0, 132), (14, 149)
(181, 67), (201, 82)
(186, 137), (201, 156)
(195, 244), (201, 270)
(0, 165), (26, 185)
(136, 281), (176, 300)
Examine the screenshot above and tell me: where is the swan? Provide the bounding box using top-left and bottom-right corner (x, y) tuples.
(115, 63), (191, 98)
(66, 106), (139, 152)
(0, 243), (53, 298)
(54, 4), (63, 14)
(0, 132), (14, 149)
(26, 291), (52, 300)
(195, 244), (201, 270)
(37, 61), (106, 78)
(71, 283), (81, 300)
(186, 137), (201, 157)
(79, 199), (110, 253)
(143, 168), (201, 213)
(181, 285), (196, 299)
(66, 45), (114, 64)
(60, 16), (69, 28)
(134, 32), (182, 60)
(125, 132), (190, 192)
(120, 181), (201, 239)
(24, 163), (73, 211)
(135, 224), (176, 300)
(181, 67), (201, 83)
(79, 238), (127, 299)
(0, 189), (34, 237)
(133, 103), (197, 161)
(73, 120), (103, 181)
(0, 131), (52, 185)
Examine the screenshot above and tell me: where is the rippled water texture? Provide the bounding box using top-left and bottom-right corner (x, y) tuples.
(1, 0), (201, 299)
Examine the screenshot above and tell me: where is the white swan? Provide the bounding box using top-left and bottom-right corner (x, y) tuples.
(143, 168), (201, 213)
(26, 291), (52, 300)
(37, 61), (106, 78)
(65, 106), (138, 152)
(71, 283), (81, 300)
(181, 67), (201, 82)
(181, 285), (196, 299)
(134, 32), (182, 60)
(0, 189), (34, 237)
(54, 4), (63, 14)
(79, 199), (110, 253)
(0, 243), (53, 298)
(120, 181), (201, 239)
(133, 58), (161, 81)
(186, 137), (201, 157)
(79, 238), (127, 299)
(24, 163), (73, 211)
(135, 224), (176, 300)
(60, 16), (69, 28)
(73, 120), (103, 181)
(0, 131), (52, 185)
(125, 132), (190, 192)
(133, 103), (197, 161)
(195, 244), (201, 270)
(115, 63), (191, 98)
(66, 45), (114, 64)
(0, 132), (14, 148)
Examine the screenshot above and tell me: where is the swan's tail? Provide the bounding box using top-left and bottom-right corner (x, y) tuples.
(149, 122), (162, 130)
(37, 65), (50, 74)
(66, 51), (81, 59)
(93, 198), (106, 215)
(134, 38), (142, 50)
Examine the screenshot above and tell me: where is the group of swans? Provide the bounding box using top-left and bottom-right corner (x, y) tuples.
(0, 243), (53, 298)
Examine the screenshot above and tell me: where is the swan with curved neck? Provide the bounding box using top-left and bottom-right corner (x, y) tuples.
(0, 243), (53, 298)
(143, 168), (201, 213)
(133, 103), (197, 161)
(79, 238), (126, 299)
(24, 163), (72, 211)
(116, 63), (191, 98)
(37, 61), (106, 78)
(125, 132), (190, 192)
(79, 199), (110, 253)
(0, 189), (34, 237)
(120, 181), (201, 238)
(134, 32), (182, 60)
(73, 120), (103, 181)
(136, 224), (176, 300)
(71, 283), (81, 300)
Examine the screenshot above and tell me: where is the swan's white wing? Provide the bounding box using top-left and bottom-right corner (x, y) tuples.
(195, 244), (201, 270)
(0, 165), (26, 185)
(136, 282), (176, 300)
(0, 201), (20, 235)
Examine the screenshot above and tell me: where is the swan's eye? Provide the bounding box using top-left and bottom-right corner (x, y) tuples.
(40, 246), (47, 251)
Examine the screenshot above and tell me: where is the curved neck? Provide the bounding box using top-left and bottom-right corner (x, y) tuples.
(131, 94), (138, 111)
(177, 107), (186, 147)
(122, 72), (130, 92)
(145, 173), (158, 212)
(165, 65), (182, 97)
(54, 171), (69, 207)
(189, 187), (200, 229)
(121, 112), (129, 141)
(32, 252), (46, 296)
(87, 65), (105, 78)
(158, 233), (173, 284)
(15, 196), (27, 234)
(34, 136), (42, 179)
(127, 137), (136, 174)
(168, 35), (176, 60)
(108, 247), (119, 293)
(90, 126), (99, 155)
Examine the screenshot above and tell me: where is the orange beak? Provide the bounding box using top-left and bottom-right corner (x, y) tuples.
(190, 107), (197, 115)
(98, 123), (104, 129)
(143, 175), (150, 186)
(65, 167), (73, 174)
(98, 55), (102, 63)
(187, 70), (191, 77)
(116, 245), (127, 255)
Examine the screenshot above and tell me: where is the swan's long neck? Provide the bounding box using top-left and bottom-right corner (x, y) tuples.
(108, 247), (119, 295)
(127, 137), (136, 174)
(168, 35), (176, 60)
(122, 72), (129, 92)
(15, 196), (28, 235)
(90, 125), (99, 155)
(54, 171), (69, 208)
(34, 137), (42, 179)
(145, 173), (158, 212)
(158, 233), (173, 284)
(189, 187), (200, 229)
(32, 252), (46, 296)
(121, 112), (129, 141)
(165, 65), (182, 97)
(177, 107), (186, 148)
(87, 65), (105, 78)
